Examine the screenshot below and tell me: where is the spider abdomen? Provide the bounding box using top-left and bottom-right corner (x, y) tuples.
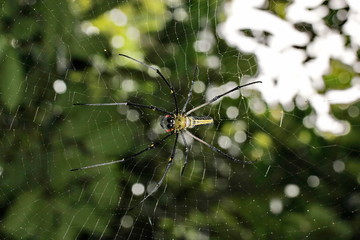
(186, 116), (213, 129)
(170, 115), (214, 132)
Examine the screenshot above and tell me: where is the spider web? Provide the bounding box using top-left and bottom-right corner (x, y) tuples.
(1, 0), (360, 239)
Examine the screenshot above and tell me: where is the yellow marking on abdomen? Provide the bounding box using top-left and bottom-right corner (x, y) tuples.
(187, 116), (213, 128)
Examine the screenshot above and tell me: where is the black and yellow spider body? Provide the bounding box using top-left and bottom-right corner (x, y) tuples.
(71, 54), (261, 210)
(160, 114), (213, 132)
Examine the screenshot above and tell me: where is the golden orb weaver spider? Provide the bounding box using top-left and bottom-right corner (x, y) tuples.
(71, 54), (262, 209)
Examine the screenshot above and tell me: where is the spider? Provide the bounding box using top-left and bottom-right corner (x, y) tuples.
(71, 54), (261, 208)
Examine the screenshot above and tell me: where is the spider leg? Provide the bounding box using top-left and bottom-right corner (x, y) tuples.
(119, 54), (179, 114)
(185, 130), (253, 164)
(180, 131), (189, 176)
(70, 132), (175, 171)
(73, 101), (172, 115)
(128, 132), (179, 211)
(181, 66), (198, 114)
(185, 81), (262, 115)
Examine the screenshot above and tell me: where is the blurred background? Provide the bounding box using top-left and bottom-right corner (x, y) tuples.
(1, 0), (359, 239)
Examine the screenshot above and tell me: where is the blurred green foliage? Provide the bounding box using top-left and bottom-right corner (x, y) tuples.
(0, 0), (359, 239)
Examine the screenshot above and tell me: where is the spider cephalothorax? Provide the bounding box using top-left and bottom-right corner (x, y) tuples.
(72, 54), (261, 210)
(160, 114), (187, 132)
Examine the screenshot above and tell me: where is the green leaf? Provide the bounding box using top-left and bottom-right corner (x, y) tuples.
(0, 35), (7, 59)
(12, 17), (39, 40)
(0, 47), (25, 111)
(0, 0), (19, 18)
(88, 168), (121, 208)
(2, 190), (43, 238)
(84, 121), (136, 156)
(66, 203), (112, 236)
